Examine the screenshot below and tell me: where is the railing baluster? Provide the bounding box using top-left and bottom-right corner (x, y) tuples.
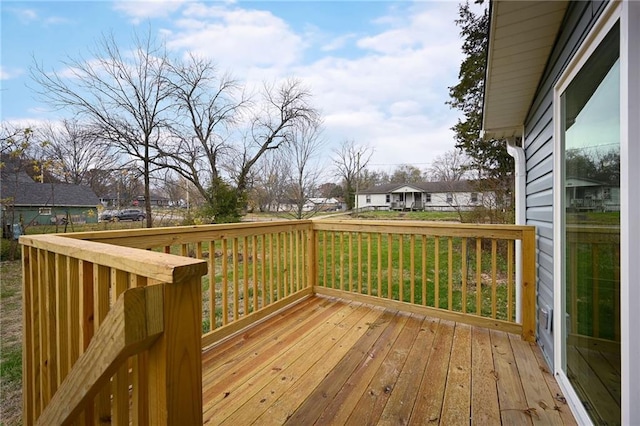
(276, 233), (282, 299)
(268, 234), (274, 303)
(357, 233), (362, 293)
(491, 239), (497, 319)
(111, 269), (129, 425)
(93, 264), (111, 423)
(209, 240), (216, 330)
(410, 235), (415, 304)
(252, 235), (258, 312)
(462, 238), (468, 314)
(54, 254), (68, 387)
(367, 233), (372, 295)
(339, 232), (345, 291)
(261, 234), (267, 307)
(130, 273), (149, 426)
(233, 238), (239, 321)
(22, 246), (35, 424)
(377, 234), (382, 297)
(331, 232), (336, 289)
(507, 240), (514, 322)
(434, 237), (440, 309)
(387, 234), (393, 299)
(348, 232), (353, 292)
(243, 236), (249, 317)
(476, 238), (482, 316)
(79, 259), (94, 423)
(399, 234), (404, 302)
(222, 239), (229, 326)
(422, 235), (427, 306)
(448, 237), (453, 311)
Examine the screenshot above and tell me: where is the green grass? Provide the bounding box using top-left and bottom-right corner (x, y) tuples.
(355, 210), (461, 221)
(0, 348), (22, 385)
(567, 240), (619, 340)
(317, 231), (514, 321)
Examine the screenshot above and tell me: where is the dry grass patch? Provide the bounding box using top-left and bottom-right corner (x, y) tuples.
(1, 260), (22, 425)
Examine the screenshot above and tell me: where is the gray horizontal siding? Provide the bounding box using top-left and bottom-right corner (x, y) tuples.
(523, 1), (608, 367)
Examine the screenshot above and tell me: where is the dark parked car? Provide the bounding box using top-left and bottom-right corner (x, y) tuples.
(115, 209), (146, 221)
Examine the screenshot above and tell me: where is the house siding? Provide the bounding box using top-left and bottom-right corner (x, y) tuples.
(523, 0), (608, 365)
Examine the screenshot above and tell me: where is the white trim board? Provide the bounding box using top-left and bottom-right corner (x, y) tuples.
(552, 1), (623, 425)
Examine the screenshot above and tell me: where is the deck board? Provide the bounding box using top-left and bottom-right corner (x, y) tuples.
(202, 296), (576, 425)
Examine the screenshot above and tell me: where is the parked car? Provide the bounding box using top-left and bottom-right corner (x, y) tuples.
(115, 209), (146, 221)
(99, 210), (118, 222)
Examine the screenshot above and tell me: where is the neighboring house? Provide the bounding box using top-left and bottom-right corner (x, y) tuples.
(304, 198), (341, 212)
(481, 1), (638, 424)
(356, 180), (486, 212)
(566, 177), (620, 212)
(100, 193), (171, 208)
(1, 170), (100, 229)
(276, 197), (341, 213)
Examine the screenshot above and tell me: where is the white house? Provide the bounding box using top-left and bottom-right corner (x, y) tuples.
(481, 1), (638, 423)
(355, 180), (486, 212)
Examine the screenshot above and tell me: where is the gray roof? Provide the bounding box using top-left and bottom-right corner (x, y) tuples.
(359, 180), (476, 195)
(1, 177), (100, 207)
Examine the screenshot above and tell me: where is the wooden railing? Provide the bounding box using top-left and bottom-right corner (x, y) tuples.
(566, 225), (620, 351)
(21, 219), (536, 424)
(20, 234), (207, 425)
(65, 221), (315, 348)
(312, 220), (536, 339)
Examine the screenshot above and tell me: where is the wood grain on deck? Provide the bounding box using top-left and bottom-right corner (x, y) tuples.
(202, 296), (576, 425)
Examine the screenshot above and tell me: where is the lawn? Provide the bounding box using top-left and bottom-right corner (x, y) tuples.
(1, 260), (22, 426)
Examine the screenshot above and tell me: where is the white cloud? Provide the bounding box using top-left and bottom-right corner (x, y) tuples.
(13, 8), (38, 22)
(113, 0), (192, 23)
(0, 66), (24, 80)
(321, 33), (356, 52)
(166, 4), (304, 69)
(157, 1), (464, 169)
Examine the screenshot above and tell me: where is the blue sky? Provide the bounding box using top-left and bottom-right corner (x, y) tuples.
(1, 0), (474, 172)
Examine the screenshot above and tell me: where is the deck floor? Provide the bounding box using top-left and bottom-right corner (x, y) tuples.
(202, 296), (577, 425)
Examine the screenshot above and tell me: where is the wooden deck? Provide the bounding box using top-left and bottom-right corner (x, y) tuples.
(202, 295), (576, 425)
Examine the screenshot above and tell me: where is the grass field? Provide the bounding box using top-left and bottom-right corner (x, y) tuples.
(1, 260), (22, 425)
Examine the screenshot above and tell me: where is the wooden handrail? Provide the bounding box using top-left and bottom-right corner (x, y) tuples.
(36, 286), (164, 425)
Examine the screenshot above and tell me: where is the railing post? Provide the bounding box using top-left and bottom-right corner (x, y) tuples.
(147, 270), (204, 425)
(521, 227), (537, 342)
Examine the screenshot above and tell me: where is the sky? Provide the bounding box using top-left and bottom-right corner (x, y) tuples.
(0, 0), (476, 175)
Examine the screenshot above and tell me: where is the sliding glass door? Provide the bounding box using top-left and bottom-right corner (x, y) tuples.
(560, 23), (620, 425)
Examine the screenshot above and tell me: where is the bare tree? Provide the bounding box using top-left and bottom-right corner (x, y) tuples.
(427, 149), (471, 182)
(283, 120), (325, 219)
(332, 140), (373, 210)
(388, 164), (424, 184)
(39, 119), (119, 188)
(232, 79), (319, 209)
(250, 152), (291, 213)
(159, 54), (249, 204)
(30, 31), (173, 227)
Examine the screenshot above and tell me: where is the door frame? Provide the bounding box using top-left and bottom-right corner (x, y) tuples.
(552, 2), (621, 424)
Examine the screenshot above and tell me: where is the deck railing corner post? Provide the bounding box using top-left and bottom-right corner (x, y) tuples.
(147, 271), (204, 425)
(521, 227), (537, 342)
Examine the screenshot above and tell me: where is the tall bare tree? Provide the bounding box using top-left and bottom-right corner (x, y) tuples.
(232, 79), (319, 209)
(31, 31), (173, 226)
(250, 152), (291, 213)
(427, 149), (471, 182)
(283, 120), (325, 219)
(39, 119), (119, 188)
(332, 140), (373, 210)
(159, 54), (249, 204)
